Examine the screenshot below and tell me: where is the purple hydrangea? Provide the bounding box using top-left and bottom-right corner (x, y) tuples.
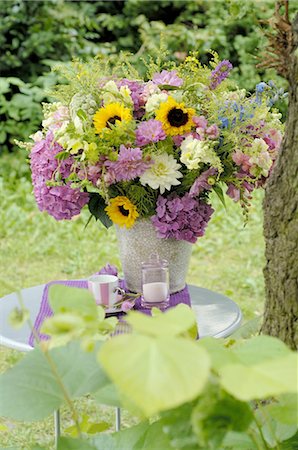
(209, 60), (233, 90)
(30, 132), (89, 220)
(152, 70), (183, 87)
(189, 167), (218, 197)
(105, 145), (152, 182)
(152, 193), (214, 243)
(135, 119), (166, 146)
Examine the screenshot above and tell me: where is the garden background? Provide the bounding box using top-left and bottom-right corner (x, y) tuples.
(0, 1), (294, 448)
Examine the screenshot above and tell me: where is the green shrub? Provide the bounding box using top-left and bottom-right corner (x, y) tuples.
(0, 0), (294, 155)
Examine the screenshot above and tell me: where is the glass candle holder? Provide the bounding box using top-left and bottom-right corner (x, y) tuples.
(141, 254), (170, 309)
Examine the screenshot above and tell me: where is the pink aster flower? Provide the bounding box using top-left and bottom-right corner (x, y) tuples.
(226, 183), (240, 202)
(105, 145), (152, 182)
(190, 167), (218, 197)
(152, 193), (214, 243)
(205, 124), (220, 139)
(226, 179), (254, 203)
(30, 132), (89, 220)
(263, 129), (282, 152)
(136, 119), (166, 146)
(232, 150), (252, 173)
(152, 70), (183, 87)
(193, 116), (208, 129)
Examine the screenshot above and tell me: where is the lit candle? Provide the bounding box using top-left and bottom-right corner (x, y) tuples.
(142, 282), (168, 303)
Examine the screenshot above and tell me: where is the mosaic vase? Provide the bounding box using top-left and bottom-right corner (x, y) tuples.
(115, 219), (192, 294)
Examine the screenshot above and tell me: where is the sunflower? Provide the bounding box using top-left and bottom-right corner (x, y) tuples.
(93, 103), (132, 134)
(105, 196), (139, 228)
(155, 96), (195, 136)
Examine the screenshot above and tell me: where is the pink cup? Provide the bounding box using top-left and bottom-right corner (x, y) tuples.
(87, 274), (119, 307)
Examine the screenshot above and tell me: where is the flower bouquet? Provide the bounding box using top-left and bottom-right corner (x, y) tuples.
(25, 53), (283, 244)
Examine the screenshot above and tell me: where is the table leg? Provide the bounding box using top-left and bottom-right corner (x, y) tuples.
(115, 407), (121, 432)
(54, 409), (61, 448)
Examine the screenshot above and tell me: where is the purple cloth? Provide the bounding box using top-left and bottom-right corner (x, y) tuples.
(28, 272), (191, 347)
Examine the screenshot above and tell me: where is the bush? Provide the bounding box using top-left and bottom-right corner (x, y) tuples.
(0, 0), (294, 155)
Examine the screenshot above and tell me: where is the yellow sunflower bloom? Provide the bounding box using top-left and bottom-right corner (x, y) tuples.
(105, 196), (139, 228)
(93, 103), (132, 134)
(155, 96), (195, 136)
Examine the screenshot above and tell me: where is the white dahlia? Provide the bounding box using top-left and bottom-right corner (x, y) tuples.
(140, 152), (182, 194)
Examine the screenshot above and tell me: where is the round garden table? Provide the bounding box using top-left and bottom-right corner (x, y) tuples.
(0, 283), (242, 351)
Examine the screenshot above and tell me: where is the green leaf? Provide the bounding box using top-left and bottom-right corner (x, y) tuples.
(222, 431), (258, 450)
(213, 183), (226, 209)
(0, 78), (10, 94)
(88, 193), (112, 229)
(280, 431), (298, 450)
(64, 414), (110, 437)
(132, 420), (174, 450)
(0, 341), (109, 421)
(94, 382), (122, 407)
(48, 284), (99, 320)
(191, 384), (253, 448)
(58, 437), (97, 450)
(55, 150), (71, 161)
(99, 335), (210, 417)
(232, 335), (292, 365)
(198, 337), (238, 371)
(92, 420), (174, 450)
(265, 394), (298, 425)
(218, 353), (298, 401)
(8, 306), (29, 329)
(126, 304), (198, 339)
(160, 402), (199, 450)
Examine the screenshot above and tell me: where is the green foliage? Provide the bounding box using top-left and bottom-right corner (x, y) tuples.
(88, 192), (113, 229)
(0, 341), (109, 421)
(0, 297), (297, 449)
(42, 285), (118, 348)
(1, 0), (294, 155)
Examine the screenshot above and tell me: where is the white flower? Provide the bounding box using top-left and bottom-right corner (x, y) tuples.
(42, 102), (69, 131)
(145, 93), (168, 114)
(248, 138), (271, 177)
(102, 80), (133, 107)
(180, 136), (222, 171)
(140, 152), (183, 194)
(140, 81), (160, 103)
(29, 131), (43, 142)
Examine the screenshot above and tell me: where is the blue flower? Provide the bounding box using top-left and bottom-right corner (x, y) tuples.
(256, 82), (268, 93)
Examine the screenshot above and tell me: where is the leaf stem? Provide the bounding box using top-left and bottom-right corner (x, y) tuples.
(18, 293), (82, 437)
(42, 347), (82, 437)
(251, 406), (271, 450)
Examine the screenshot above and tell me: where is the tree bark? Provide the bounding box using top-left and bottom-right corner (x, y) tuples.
(261, 9), (298, 350)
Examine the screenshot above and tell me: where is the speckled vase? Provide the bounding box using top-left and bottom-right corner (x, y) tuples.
(115, 219), (193, 294)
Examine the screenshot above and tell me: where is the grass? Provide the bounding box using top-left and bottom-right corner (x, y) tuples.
(0, 152), (266, 448)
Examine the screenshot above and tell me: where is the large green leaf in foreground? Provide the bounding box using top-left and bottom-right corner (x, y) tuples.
(99, 334), (210, 417)
(219, 353), (298, 401)
(0, 341), (109, 421)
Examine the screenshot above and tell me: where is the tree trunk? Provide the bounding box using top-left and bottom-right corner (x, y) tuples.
(261, 9), (298, 350)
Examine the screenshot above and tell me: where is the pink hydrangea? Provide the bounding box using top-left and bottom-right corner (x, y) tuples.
(30, 132), (89, 220)
(152, 193), (214, 243)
